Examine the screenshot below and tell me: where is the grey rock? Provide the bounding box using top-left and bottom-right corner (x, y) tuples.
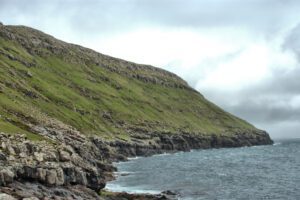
(36, 168), (47, 182)
(33, 152), (44, 162)
(55, 168), (65, 185)
(1, 142), (6, 149)
(0, 169), (15, 186)
(18, 166), (37, 180)
(7, 145), (16, 155)
(0, 193), (17, 200)
(26, 71), (33, 78)
(43, 151), (57, 162)
(75, 168), (87, 185)
(59, 150), (70, 162)
(0, 152), (6, 161)
(46, 169), (57, 185)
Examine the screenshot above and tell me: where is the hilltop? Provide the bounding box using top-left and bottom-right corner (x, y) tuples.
(0, 24), (272, 199)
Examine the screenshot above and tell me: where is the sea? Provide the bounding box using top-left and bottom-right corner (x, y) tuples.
(105, 139), (300, 200)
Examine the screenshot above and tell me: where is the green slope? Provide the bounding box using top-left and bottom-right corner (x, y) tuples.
(0, 24), (256, 141)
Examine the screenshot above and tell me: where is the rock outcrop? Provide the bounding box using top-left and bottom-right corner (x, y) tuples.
(0, 131), (118, 189)
(0, 128), (273, 199)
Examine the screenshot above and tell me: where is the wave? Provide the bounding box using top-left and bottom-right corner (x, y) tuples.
(113, 171), (135, 178)
(105, 183), (161, 194)
(128, 156), (142, 160)
(152, 152), (171, 157)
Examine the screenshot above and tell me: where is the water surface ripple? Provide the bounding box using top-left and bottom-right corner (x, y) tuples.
(106, 139), (300, 200)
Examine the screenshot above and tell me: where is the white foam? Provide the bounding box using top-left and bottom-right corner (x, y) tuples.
(128, 156), (142, 160)
(105, 183), (160, 194)
(115, 171), (133, 174)
(152, 152), (170, 157)
(114, 171), (134, 177)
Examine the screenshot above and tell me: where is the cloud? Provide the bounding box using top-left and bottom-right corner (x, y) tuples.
(2, 0), (300, 37)
(283, 23), (300, 59)
(198, 27), (300, 138)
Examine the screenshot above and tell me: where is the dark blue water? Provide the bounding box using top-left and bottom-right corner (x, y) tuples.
(106, 139), (300, 200)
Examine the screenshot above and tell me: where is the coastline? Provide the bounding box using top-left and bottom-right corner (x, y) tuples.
(103, 140), (300, 200)
(104, 141), (277, 197)
(0, 130), (273, 199)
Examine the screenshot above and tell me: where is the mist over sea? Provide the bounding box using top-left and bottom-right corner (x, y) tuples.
(106, 139), (300, 200)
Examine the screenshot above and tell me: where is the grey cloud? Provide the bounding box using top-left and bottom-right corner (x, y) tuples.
(1, 0), (300, 36)
(202, 56), (300, 138)
(177, 49), (245, 87)
(132, 0), (299, 30)
(283, 23), (300, 60)
(205, 63), (300, 115)
(227, 97), (300, 124)
(196, 24), (300, 138)
(256, 121), (300, 138)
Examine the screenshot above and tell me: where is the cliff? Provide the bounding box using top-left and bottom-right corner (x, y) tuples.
(0, 24), (273, 199)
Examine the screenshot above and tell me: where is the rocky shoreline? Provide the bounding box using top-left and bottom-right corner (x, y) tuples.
(0, 129), (273, 200)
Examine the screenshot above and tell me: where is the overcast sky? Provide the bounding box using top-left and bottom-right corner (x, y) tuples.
(1, 0), (300, 138)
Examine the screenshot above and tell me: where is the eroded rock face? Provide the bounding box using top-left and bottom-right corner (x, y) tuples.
(0, 132), (110, 192)
(108, 130), (273, 159)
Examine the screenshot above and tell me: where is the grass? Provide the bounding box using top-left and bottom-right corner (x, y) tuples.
(0, 25), (257, 141)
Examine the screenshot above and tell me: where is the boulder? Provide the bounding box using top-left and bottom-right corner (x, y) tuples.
(34, 152), (44, 162)
(0, 169), (15, 186)
(0, 152), (6, 161)
(75, 168), (87, 185)
(59, 150), (70, 162)
(0, 142), (6, 150)
(55, 168), (65, 185)
(18, 166), (37, 180)
(45, 169), (57, 185)
(43, 151), (57, 162)
(7, 145), (16, 156)
(36, 168), (47, 182)
(0, 193), (17, 200)
(26, 71), (33, 78)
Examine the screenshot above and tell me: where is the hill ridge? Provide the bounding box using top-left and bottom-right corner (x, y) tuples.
(0, 24), (261, 138)
(0, 24), (190, 89)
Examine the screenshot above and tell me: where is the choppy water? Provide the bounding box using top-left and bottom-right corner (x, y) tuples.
(106, 139), (300, 200)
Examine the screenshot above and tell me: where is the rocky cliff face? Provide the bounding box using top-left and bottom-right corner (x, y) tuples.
(0, 24), (273, 199)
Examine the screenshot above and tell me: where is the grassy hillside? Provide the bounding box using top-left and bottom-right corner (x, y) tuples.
(0, 24), (256, 141)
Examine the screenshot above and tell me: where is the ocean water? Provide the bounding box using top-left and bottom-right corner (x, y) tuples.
(106, 139), (300, 200)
